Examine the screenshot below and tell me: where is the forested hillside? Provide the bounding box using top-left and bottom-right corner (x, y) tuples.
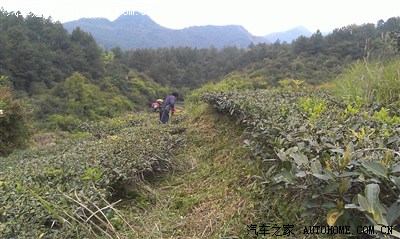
(2, 9), (399, 94)
(117, 17), (400, 87)
(1, 9), (399, 155)
(0, 10), (171, 135)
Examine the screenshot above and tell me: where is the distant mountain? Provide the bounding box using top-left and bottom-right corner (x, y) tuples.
(263, 26), (312, 43)
(63, 11), (268, 50)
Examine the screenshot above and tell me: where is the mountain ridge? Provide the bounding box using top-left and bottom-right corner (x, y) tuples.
(64, 11), (313, 50)
(64, 11), (310, 50)
(263, 26), (312, 43)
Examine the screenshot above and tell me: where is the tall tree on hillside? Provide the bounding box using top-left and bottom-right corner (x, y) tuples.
(70, 27), (105, 80)
(390, 31), (400, 52)
(308, 30), (325, 54)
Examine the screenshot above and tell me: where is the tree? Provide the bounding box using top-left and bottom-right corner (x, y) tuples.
(70, 27), (105, 80)
(389, 31), (400, 52)
(0, 76), (30, 156)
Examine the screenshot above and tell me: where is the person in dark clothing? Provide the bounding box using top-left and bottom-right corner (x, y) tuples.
(160, 92), (178, 124)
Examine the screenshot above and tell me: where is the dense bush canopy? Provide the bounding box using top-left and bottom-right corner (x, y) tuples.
(201, 90), (400, 233)
(0, 114), (187, 238)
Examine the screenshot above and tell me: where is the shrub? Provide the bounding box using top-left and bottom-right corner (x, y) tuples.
(0, 77), (31, 156)
(201, 90), (400, 234)
(47, 114), (81, 132)
(0, 113), (187, 238)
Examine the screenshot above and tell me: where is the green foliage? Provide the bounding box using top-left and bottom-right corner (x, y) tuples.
(0, 10), (105, 92)
(1, 10), (399, 128)
(119, 17), (400, 88)
(2, 11), (400, 95)
(298, 96), (326, 120)
(0, 113), (187, 238)
(201, 90), (400, 232)
(187, 73), (255, 102)
(47, 114), (81, 132)
(373, 107), (399, 125)
(0, 77), (30, 156)
(341, 96), (363, 117)
(184, 73), (259, 118)
(35, 72), (137, 131)
(333, 57), (400, 107)
(123, 70), (170, 106)
(0, 11), (172, 128)
(389, 31), (400, 52)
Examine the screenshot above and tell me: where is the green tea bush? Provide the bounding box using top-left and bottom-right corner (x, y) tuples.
(0, 113), (186, 238)
(186, 73), (255, 103)
(201, 90), (400, 235)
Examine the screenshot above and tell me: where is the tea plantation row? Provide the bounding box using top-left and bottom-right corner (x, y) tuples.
(201, 90), (400, 236)
(0, 114), (187, 238)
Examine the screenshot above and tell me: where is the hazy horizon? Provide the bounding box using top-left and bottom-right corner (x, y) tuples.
(1, 0), (399, 36)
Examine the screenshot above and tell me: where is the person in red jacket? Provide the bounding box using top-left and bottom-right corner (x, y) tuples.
(160, 92), (178, 124)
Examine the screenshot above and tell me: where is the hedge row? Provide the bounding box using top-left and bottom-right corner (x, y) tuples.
(1, 114), (186, 238)
(201, 90), (400, 236)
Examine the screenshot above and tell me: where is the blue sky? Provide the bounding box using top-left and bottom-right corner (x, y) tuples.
(1, 0), (399, 36)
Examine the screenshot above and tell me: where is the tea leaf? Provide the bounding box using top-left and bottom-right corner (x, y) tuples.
(365, 184), (380, 214)
(392, 164), (400, 173)
(323, 182), (340, 194)
(290, 152), (308, 166)
(361, 161), (387, 178)
(386, 202), (400, 225)
(390, 176), (400, 190)
(313, 173), (333, 181)
(310, 160), (322, 174)
(357, 194), (369, 212)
